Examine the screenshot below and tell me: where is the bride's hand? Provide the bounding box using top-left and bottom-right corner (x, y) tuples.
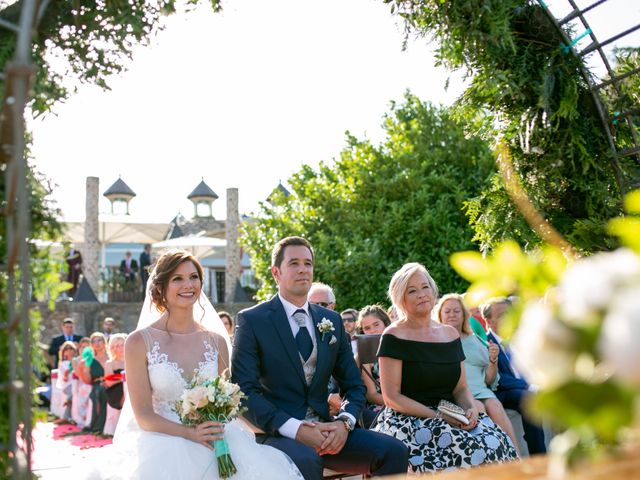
(187, 421), (225, 449)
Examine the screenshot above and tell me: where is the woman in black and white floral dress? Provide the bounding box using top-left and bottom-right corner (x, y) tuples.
(372, 263), (517, 474)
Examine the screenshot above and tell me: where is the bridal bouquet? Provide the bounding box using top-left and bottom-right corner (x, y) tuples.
(175, 376), (247, 478)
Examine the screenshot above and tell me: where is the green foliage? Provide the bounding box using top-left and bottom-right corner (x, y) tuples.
(0, 165), (64, 474)
(450, 189), (640, 465)
(608, 189), (640, 253)
(451, 240), (567, 338)
(386, 0), (636, 254)
(242, 94), (495, 309)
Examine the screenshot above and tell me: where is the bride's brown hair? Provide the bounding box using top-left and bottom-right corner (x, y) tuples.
(150, 249), (205, 312)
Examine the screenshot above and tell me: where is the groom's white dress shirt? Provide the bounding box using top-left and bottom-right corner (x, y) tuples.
(277, 294), (355, 439)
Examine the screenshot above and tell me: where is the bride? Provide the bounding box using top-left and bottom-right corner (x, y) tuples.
(89, 249), (303, 479)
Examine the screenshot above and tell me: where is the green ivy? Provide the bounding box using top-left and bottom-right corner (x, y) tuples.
(385, 0), (638, 254)
(242, 94), (495, 309)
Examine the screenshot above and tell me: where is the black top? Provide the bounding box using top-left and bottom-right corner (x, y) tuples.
(377, 334), (465, 407)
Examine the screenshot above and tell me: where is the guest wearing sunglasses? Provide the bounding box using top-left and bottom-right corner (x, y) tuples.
(308, 282), (336, 310)
(340, 309), (359, 356)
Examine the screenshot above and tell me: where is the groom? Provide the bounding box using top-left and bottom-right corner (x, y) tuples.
(232, 236), (408, 480)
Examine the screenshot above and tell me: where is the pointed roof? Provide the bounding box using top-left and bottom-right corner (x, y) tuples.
(188, 179), (218, 200)
(274, 182), (290, 197)
(103, 177), (136, 198)
(167, 213), (186, 239)
(73, 277), (99, 302)
(266, 181), (291, 205)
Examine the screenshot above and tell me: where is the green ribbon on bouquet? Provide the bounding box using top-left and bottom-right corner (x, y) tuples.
(208, 414), (237, 479)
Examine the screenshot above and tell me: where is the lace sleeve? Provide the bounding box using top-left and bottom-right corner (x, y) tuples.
(207, 331), (230, 377)
(139, 328), (152, 353)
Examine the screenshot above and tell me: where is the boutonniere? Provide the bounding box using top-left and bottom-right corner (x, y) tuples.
(317, 318), (335, 341)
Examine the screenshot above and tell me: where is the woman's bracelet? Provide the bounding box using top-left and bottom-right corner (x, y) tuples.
(489, 358), (498, 364)
(434, 410), (443, 419)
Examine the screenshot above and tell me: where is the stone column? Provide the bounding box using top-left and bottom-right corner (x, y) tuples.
(83, 177), (100, 294)
(225, 188), (240, 303)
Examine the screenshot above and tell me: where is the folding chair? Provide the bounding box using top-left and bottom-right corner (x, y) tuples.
(354, 334), (382, 384)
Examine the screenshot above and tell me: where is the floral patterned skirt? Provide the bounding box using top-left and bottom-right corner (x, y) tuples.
(372, 407), (518, 474)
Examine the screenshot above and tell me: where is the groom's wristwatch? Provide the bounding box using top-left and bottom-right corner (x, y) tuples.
(337, 415), (355, 432)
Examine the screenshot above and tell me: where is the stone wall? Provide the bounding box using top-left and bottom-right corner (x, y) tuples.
(36, 301), (255, 345)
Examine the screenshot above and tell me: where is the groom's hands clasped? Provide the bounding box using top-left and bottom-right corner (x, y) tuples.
(317, 421), (348, 456)
(295, 421), (326, 452)
(295, 420), (348, 456)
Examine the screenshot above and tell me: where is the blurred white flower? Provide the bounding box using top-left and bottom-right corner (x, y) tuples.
(599, 287), (640, 387)
(560, 249), (640, 323)
(512, 301), (577, 389)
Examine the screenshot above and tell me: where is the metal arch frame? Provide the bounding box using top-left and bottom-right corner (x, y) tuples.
(0, 0), (49, 477)
(537, 0), (640, 194)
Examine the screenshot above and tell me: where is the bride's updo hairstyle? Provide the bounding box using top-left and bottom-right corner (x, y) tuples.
(150, 249), (204, 312)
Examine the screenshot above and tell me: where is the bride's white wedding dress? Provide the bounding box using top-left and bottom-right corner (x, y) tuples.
(84, 327), (303, 480)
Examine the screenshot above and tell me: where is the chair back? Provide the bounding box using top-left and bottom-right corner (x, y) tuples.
(355, 334), (382, 365)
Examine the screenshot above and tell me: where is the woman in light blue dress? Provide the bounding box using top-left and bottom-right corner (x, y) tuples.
(434, 293), (520, 454)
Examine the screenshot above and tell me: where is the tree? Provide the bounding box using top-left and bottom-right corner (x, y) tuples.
(241, 93), (495, 309)
(385, 0), (637, 254)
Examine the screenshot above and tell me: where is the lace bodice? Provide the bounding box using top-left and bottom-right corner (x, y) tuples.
(141, 327), (221, 421)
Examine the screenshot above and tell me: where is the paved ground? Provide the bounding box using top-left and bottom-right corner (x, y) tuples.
(31, 420), (112, 479)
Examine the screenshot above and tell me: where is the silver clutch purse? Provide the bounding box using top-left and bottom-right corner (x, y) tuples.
(437, 400), (470, 425)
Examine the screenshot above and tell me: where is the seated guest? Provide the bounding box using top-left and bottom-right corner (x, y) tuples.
(340, 308), (359, 356)
(308, 282), (336, 310)
(71, 337), (92, 428)
(373, 263), (518, 473)
(434, 294), (520, 453)
(218, 311), (235, 339)
(356, 305), (390, 428)
(462, 293), (489, 344)
(103, 333), (127, 435)
(77, 332), (109, 433)
(56, 341), (78, 421)
(482, 297), (547, 454)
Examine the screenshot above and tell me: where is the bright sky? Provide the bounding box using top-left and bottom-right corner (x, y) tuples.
(29, 0), (466, 223)
(29, 0), (638, 224)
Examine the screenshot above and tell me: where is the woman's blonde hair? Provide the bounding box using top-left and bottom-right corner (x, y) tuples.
(388, 262), (439, 320)
(107, 333), (128, 360)
(89, 331), (106, 344)
(432, 293), (472, 334)
(58, 341), (78, 362)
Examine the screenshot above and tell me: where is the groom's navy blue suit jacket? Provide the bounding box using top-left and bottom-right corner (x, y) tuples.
(231, 295), (366, 436)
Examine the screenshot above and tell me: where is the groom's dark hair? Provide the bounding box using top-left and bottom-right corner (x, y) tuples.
(271, 236), (314, 268)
